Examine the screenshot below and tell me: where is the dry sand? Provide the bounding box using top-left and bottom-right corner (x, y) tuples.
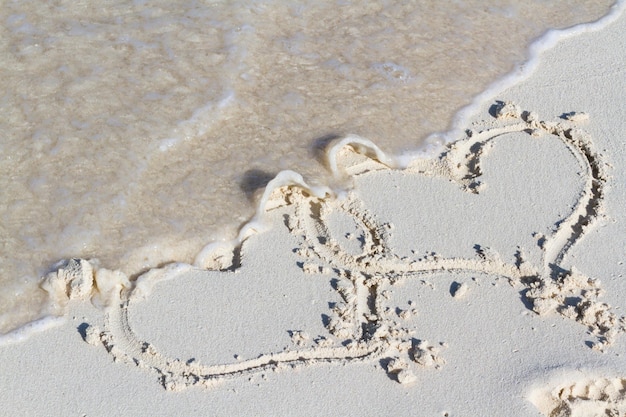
(2, 7), (626, 417)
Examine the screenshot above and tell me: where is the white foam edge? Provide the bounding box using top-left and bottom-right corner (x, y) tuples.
(292, 2), (626, 173)
(0, 315), (65, 347)
(194, 170), (334, 268)
(326, 134), (402, 174)
(437, 0), (626, 147)
(130, 262), (195, 301)
(194, 134), (424, 270)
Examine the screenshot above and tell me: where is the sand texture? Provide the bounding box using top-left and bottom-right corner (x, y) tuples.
(2, 5), (626, 417)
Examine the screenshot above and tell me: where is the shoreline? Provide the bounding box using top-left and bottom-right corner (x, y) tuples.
(0, 1), (619, 336)
(2, 4), (626, 416)
(2, 1), (625, 343)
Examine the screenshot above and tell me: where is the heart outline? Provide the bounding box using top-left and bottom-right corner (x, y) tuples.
(78, 102), (625, 390)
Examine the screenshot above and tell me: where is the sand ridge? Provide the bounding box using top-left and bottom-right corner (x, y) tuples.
(35, 102), (624, 394)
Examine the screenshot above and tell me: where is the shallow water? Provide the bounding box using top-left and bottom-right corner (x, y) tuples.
(0, 0), (615, 333)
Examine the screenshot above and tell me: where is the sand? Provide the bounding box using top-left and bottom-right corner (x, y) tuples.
(3, 5), (626, 417)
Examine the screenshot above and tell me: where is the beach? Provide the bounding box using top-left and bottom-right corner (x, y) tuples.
(2, 1), (626, 416)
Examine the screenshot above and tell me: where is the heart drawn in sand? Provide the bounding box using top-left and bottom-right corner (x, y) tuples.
(51, 102), (624, 391)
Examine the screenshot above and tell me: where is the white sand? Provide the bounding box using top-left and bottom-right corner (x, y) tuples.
(3, 8), (626, 417)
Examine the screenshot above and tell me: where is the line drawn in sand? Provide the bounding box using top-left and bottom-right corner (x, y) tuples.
(50, 102), (625, 390)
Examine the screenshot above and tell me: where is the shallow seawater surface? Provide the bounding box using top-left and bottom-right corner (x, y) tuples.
(0, 0), (615, 333)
